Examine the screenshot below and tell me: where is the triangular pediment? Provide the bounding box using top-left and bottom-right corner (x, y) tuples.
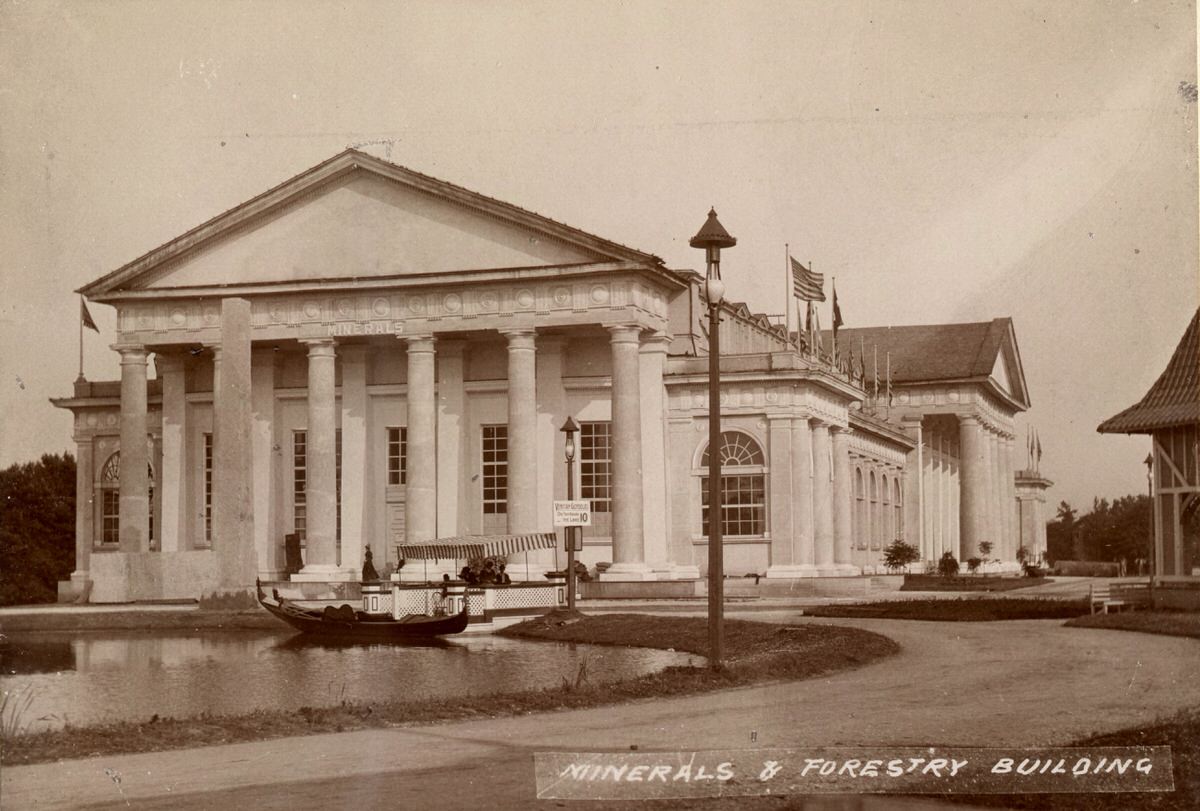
(990, 350), (1014, 396)
(82, 150), (661, 297)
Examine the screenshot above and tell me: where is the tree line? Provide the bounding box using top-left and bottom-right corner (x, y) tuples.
(0, 453), (75, 605)
(1045, 494), (1152, 566)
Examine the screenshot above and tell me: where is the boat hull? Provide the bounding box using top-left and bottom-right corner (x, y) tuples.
(257, 583), (469, 639)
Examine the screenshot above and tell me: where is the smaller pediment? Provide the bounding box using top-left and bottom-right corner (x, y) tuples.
(81, 150), (662, 298)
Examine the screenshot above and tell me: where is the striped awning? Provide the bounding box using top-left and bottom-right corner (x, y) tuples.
(396, 533), (558, 561)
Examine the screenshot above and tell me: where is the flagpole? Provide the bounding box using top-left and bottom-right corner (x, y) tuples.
(78, 295), (84, 381)
(885, 350), (891, 418)
(784, 243), (792, 347)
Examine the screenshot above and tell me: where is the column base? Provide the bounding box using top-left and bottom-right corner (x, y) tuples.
(834, 564), (862, 576)
(765, 564), (821, 579)
(600, 562), (656, 581)
(662, 564), (700, 580)
(292, 565), (356, 583)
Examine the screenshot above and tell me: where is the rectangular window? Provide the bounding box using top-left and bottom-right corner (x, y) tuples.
(293, 431), (306, 541)
(580, 421), (612, 513)
(102, 490), (120, 545)
(203, 433), (213, 545)
(481, 425), (507, 514)
(701, 474), (765, 538)
(387, 427), (408, 485)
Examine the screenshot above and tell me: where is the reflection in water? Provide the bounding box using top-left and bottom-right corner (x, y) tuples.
(0, 630), (697, 734)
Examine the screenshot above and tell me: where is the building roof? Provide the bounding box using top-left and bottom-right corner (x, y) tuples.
(1098, 309), (1200, 434)
(79, 149), (666, 299)
(821, 318), (1029, 408)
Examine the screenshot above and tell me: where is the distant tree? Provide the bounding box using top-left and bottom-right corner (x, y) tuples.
(0, 453), (76, 605)
(1045, 501), (1078, 563)
(882, 540), (921, 573)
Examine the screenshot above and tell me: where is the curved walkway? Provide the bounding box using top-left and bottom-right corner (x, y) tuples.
(3, 610), (1197, 810)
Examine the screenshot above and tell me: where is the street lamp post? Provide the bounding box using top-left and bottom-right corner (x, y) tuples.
(1145, 453), (1155, 607)
(690, 208), (736, 669)
(561, 417), (581, 609)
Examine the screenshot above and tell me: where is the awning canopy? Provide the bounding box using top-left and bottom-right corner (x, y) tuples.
(396, 533), (558, 561)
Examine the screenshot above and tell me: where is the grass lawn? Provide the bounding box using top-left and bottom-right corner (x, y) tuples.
(1065, 611), (1200, 639)
(901, 574), (1048, 592)
(804, 597), (1088, 621)
(0, 611), (896, 766)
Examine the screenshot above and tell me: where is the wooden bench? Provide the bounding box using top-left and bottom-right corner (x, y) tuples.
(1090, 582), (1152, 614)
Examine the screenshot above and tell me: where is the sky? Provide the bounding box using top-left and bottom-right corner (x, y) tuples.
(1, 0), (1196, 512)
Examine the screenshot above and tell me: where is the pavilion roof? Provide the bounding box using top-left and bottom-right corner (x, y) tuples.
(1098, 309), (1200, 434)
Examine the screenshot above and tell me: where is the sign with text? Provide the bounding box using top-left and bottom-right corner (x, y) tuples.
(553, 500), (591, 527)
(535, 746), (1173, 801)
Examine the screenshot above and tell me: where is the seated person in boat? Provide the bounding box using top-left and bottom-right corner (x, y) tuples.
(496, 563), (512, 585)
(477, 560), (497, 585)
(458, 565), (476, 585)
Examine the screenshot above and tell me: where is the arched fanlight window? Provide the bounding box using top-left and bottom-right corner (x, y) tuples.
(698, 431), (766, 538)
(869, 470), (880, 549)
(854, 467), (866, 549)
(98, 452), (155, 546)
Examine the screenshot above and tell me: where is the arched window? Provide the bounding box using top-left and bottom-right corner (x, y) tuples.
(869, 470), (880, 549)
(98, 452), (154, 547)
(854, 467), (866, 549)
(893, 478), (903, 540)
(699, 431), (766, 538)
(882, 474), (891, 543)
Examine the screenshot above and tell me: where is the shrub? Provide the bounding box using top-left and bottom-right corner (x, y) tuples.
(937, 552), (960, 577)
(977, 541), (993, 563)
(966, 557), (982, 574)
(882, 540), (921, 573)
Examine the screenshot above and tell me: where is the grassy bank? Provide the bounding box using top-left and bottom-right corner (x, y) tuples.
(901, 574), (1048, 592)
(1065, 611), (1200, 639)
(0, 611), (896, 766)
(804, 597), (1088, 621)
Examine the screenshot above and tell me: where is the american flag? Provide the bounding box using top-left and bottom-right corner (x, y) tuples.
(791, 257), (825, 302)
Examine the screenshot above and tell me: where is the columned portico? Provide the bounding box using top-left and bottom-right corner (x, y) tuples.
(958, 415), (986, 561)
(157, 353), (187, 553)
(831, 426), (859, 574)
(295, 338), (341, 579)
(503, 329), (538, 535)
(604, 324), (650, 579)
(405, 335), (437, 545)
(115, 343), (150, 553)
(811, 421), (836, 573)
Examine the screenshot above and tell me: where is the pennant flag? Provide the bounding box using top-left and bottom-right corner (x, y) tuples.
(80, 298), (99, 333)
(790, 257), (825, 302)
(1035, 429), (1043, 463)
(832, 283), (844, 330)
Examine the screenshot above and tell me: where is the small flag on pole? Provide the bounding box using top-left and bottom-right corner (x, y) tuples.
(81, 298), (99, 333)
(790, 257), (825, 302)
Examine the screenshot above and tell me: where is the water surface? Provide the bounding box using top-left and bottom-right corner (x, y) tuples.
(0, 629), (697, 733)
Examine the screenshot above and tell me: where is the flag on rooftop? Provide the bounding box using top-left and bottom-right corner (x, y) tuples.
(790, 257), (825, 302)
(80, 298), (99, 333)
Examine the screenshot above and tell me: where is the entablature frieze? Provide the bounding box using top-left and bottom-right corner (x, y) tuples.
(887, 383), (1016, 437)
(664, 380), (848, 427)
(113, 276), (670, 346)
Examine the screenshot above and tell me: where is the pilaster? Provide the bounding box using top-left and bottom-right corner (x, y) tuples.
(831, 426), (859, 574)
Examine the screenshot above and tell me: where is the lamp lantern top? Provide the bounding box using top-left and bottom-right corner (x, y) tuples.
(1145, 453), (1154, 470)
(559, 417), (580, 435)
(689, 208), (737, 251)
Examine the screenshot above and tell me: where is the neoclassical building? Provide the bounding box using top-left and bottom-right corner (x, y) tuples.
(53, 150), (1039, 602)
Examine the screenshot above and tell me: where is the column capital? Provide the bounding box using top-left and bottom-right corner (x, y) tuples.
(302, 337), (337, 358)
(606, 323), (643, 344)
(111, 343), (147, 363)
(501, 328), (537, 350)
(958, 413), (982, 427)
(639, 331), (672, 354)
(404, 335), (436, 353)
(831, 424), (854, 436)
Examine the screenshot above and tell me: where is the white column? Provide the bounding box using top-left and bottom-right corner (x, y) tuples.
(157, 353), (187, 553)
(338, 345), (367, 578)
(900, 417), (924, 560)
(71, 436), (95, 590)
(984, 427), (999, 563)
(640, 332), (671, 575)
(115, 343), (149, 554)
(1002, 433), (1017, 565)
(212, 297), (256, 595)
(502, 329), (538, 536)
(295, 338), (340, 579)
(958, 415), (986, 562)
(250, 348), (276, 575)
(532, 336), (565, 580)
(811, 421), (836, 574)
(604, 324), (650, 579)
(832, 426), (859, 574)
(405, 336), (437, 545)
(437, 341), (466, 540)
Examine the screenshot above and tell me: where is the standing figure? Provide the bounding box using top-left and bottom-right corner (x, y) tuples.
(362, 546), (380, 582)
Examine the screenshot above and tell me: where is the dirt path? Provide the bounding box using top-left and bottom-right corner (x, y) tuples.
(3, 612), (1197, 810)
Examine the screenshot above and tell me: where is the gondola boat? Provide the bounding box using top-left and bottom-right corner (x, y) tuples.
(256, 579), (469, 639)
